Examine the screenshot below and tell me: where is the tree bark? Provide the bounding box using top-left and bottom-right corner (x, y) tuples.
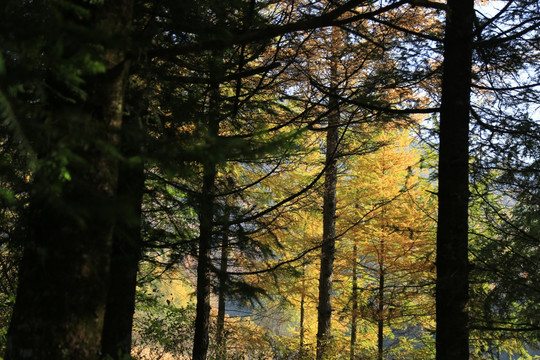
(192, 143), (217, 360)
(193, 154), (217, 360)
(216, 214), (230, 360)
(192, 54), (222, 360)
(316, 26), (340, 360)
(436, 0), (474, 359)
(350, 245), (358, 360)
(300, 261), (306, 356)
(377, 267), (385, 360)
(101, 114), (145, 359)
(5, 2), (133, 359)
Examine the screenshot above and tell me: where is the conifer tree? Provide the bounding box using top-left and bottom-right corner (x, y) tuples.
(338, 128), (436, 359)
(435, 0), (474, 358)
(3, 1), (134, 359)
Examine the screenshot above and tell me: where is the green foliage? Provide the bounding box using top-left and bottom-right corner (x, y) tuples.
(132, 280), (196, 359)
(470, 166), (540, 355)
(0, 247), (18, 356)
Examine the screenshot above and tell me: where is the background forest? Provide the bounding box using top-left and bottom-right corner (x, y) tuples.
(0, 0), (539, 360)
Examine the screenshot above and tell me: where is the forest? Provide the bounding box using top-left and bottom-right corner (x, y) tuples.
(0, 0), (539, 359)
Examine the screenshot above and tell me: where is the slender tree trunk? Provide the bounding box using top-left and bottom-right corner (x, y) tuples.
(300, 261), (306, 356)
(216, 214), (230, 360)
(193, 146), (217, 360)
(300, 290), (306, 349)
(436, 1), (474, 359)
(5, 2), (133, 359)
(101, 114), (145, 359)
(377, 269), (385, 360)
(193, 54), (222, 360)
(316, 26), (340, 360)
(350, 245), (358, 360)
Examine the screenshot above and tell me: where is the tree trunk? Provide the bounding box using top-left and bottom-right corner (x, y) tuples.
(436, 0), (474, 359)
(316, 26), (340, 360)
(101, 114), (145, 359)
(377, 268), (385, 360)
(192, 149), (217, 360)
(300, 261), (306, 356)
(216, 216), (230, 360)
(5, 2), (133, 359)
(350, 245), (358, 360)
(193, 54), (222, 360)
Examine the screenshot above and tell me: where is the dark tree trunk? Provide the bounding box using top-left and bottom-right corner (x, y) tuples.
(101, 114), (145, 359)
(300, 261), (306, 356)
(193, 54), (222, 360)
(215, 217), (230, 360)
(5, 2), (133, 359)
(350, 245), (358, 360)
(300, 289), (306, 350)
(192, 170), (215, 360)
(193, 157), (217, 360)
(377, 269), (385, 360)
(316, 26), (340, 360)
(436, 0), (474, 359)
(376, 237), (386, 360)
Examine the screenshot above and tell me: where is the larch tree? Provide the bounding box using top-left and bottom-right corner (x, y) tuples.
(275, 2), (442, 357)
(337, 127), (436, 359)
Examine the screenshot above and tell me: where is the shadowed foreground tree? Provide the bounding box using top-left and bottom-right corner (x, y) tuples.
(3, 1), (134, 359)
(101, 89), (146, 359)
(435, 0), (474, 359)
